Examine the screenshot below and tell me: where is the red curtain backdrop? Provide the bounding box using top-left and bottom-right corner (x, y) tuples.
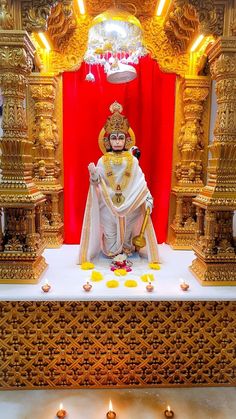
(63, 55), (176, 244)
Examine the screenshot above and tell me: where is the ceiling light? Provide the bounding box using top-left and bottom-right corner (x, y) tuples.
(38, 32), (51, 51)
(190, 34), (204, 52)
(77, 0), (85, 15)
(156, 0), (166, 16)
(84, 7), (146, 83)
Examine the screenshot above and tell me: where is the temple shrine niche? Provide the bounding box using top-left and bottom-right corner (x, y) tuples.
(0, 0), (235, 392)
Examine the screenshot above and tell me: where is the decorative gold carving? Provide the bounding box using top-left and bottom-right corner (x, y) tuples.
(188, 0), (217, 35)
(164, 0), (219, 55)
(0, 300), (235, 388)
(0, 256), (47, 283)
(33, 14), (92, 74)
(0, 0), (13, 29)
(142, 17), (189, 76)
(191, 37), (236, 285)
(176, 77), (210, 186)
(30, 2), (217, 76)
(29, 74), (63, 248)
(85, 0), (156, 17)
(0, 31), (47, 283)
(164, 1), (199, 55)
(214, 1), (226, 36)
(169, 76), (210, 249)
(20, 0), (73, 32)
(231, 20), (236, 36)
(47, 2), (76, 51)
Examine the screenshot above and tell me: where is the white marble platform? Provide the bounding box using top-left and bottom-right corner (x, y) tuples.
(1, 244), (236, 301)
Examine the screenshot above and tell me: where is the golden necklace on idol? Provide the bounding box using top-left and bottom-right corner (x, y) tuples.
(103, 151), (133, 207)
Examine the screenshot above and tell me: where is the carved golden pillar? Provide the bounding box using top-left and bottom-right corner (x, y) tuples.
(190, 37), (236, 285)
(0, 30), (47, 283)
(29, 74), (63, 248)
(169, 76), (210, 249)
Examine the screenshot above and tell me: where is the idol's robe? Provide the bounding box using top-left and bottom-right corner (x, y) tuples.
(77, 151), (159, 263)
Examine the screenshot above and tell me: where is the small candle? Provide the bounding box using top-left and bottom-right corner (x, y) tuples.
(56, 403), (67, 418)
(106, 400), (116, 419)
(164, 405), (174, 418)
(41, 278), (51, 293)
(83, 281), (92, 292)
(179, 278), (189, 291)
(146, 281), (154, 292)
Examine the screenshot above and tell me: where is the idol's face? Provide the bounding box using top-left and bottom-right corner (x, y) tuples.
(109, 131), (126, 151)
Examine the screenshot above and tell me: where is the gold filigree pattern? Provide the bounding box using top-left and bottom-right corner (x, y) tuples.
(0, 31), (46, 284)
(164, 1), (199, 55)
(0, 0), (13, 29)
(191, 38), (236, 285)
(21, 0), (73, 32)
(29, 74), (63, 248)
(0, 300), (235, 388)
(85, 0), (157, 17)
(34, 15), (92, 74)
(169, 76), (210, 250)
(47, 2), (76, 51)
(142, 17), (189, 75)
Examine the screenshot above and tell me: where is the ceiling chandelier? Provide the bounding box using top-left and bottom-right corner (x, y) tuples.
(84, 7), (147, 84)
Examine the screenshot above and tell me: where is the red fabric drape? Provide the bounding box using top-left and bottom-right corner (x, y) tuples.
(63, 55), (176, 244)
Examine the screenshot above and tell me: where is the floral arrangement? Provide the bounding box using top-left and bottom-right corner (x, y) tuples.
(81, 262), (95, 270)
(140, 273), (155, 282)
(106, 280), (120, 288)
(124, 279), (137, 287)
(110, 253), (132, 272)
(149, 263), (160, 270)
(90, 271), (104, 281)
(114, 269), (128, 276)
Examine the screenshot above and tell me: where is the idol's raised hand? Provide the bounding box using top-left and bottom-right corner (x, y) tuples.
(88, 162), (97, 176)
(88, 162), (99, 183)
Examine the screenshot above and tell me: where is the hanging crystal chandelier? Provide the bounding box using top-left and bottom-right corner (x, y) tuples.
(84, 7), (147, 83)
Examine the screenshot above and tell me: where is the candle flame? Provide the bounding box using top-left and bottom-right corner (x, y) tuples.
(109, 399), (113, 411)
(179, 278), (185, 284)
(45, 278), (49, 286)
(59, 402), (63, 410)
(167, 405), (171, 412)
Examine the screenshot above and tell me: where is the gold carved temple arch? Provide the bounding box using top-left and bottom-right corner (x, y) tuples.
(0, 0), (236, 285)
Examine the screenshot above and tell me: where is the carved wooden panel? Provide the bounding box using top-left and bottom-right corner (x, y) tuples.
(0, 300), (235, 388)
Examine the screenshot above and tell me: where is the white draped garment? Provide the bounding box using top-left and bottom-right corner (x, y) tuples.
(77, 153), (159, 264)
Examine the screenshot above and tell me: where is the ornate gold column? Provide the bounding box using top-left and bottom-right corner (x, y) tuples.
(190, 37), (236, 285)
(169, 76), (210, 249)
(0, 30), (47, 283)
(29, 74), (63, 248)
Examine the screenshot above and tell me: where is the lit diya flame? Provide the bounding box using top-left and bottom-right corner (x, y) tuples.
(56, 402), (67, 418)
(106, 399), (116, 419)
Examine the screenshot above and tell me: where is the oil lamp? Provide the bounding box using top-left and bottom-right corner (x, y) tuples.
(41, 278), (51, 293)
(106, 399), (117, 419)
(56, 403), (67, 418)
(179, 278), (189, 291)
(83, 281), (92, 292)
(164, 405), (174, 418)
(146, 281), (154, 292)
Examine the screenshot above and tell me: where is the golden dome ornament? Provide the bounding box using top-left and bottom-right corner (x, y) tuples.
(84, 7), (146, 84)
